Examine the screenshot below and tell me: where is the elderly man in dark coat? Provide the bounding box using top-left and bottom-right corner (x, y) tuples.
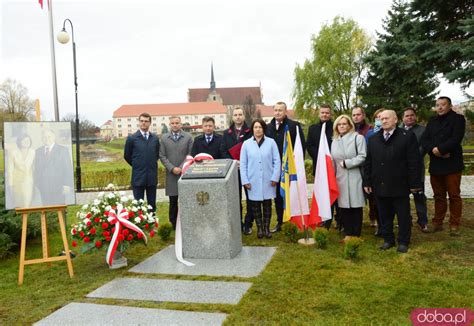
(160, 116), (193, 229)
(363, 110), (422, 253)
(124, 112), (160, 214)
(421, 96), (465, 236)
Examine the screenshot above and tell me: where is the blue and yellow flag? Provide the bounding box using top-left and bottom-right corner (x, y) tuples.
(280, 125), (297, 222)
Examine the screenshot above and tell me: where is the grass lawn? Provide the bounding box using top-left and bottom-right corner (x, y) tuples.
(0, 200), (473, 325)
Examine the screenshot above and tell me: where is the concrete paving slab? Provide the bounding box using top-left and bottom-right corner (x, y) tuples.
(35, 302), (227, 326)
(129, 245), (276, 278)
(86, 278), (251, 304)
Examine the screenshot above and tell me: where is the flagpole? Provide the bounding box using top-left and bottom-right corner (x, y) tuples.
(47, 0), (60, 121)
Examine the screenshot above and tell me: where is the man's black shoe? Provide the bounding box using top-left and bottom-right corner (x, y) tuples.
(397, 244), (409, 253)
(243, 226), (253, 235)
(270, 224), (282, 233)
(379, 242), (395, 251)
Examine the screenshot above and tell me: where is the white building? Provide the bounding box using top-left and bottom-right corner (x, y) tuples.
(112, 102), (227, 138)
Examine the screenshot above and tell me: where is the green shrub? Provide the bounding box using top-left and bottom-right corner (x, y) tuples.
(0, 233), (15, 259)
(158, 222), (174, 241)
(282, 222), (299, 243)
(343, 237), (363, 259)
(313, 227), (329, 249)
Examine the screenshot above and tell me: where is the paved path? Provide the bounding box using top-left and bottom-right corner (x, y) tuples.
(76, 176), (474, 205)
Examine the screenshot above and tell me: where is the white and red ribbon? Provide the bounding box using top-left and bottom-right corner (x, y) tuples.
(105, 204), (147, 267)
(175, 153), (214, 266)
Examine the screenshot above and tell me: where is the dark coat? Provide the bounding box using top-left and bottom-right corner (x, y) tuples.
(124, 130), (160, 187)
(220, 123), (252, 159)
(191, 133), (223, 159)
(34, 143), (74, 205)
(420, 110), (465, 175)
(363, 128), (422, 197)
(266, 116), (305, 159)
(306, 120), (333, 175)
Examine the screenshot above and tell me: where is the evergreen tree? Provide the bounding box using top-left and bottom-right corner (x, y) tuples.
(410, 0), (473, 90)
(360, 0), (439, 120)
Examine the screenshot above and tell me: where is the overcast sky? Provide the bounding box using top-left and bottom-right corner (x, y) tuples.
(1, 0), (471, 125)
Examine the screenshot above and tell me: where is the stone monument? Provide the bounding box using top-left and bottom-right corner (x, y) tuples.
(178, 159), (242, 259)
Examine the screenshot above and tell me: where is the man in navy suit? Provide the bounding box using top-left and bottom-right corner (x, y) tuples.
(191, 116), (223, 159)
(34, 128), (74, 206)
(124, 112), (160, 214)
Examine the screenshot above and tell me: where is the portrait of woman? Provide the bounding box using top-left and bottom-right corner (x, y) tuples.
(7, 134), (36, 208)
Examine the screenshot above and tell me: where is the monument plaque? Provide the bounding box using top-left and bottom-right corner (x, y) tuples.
(178, 160), (242, 259)
(181, 159), (233, 179)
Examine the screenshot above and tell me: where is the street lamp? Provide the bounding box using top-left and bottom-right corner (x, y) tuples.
(57, 19), (81, 192)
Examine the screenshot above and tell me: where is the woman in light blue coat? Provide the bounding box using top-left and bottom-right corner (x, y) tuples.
(240, 119), (281, 239)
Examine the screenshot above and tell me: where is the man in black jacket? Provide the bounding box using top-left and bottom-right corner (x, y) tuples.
(421, 96), (465, 236)
(191, 116), (223, 159)
(400, 107), (428, 232)
(266, 101), (305, 232)
(124, 112), (160, 214)
(220, 107), (254, 234)
(306, 104), (338, 229)
(364, 110), (422, 253)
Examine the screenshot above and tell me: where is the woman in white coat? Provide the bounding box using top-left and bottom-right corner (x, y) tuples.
(240, 119), (281, 238)
(331, 115), (367, 240)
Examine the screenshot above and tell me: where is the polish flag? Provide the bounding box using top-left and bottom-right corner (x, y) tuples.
(309, 122), (338, 225)
(289, 127), (312, 230)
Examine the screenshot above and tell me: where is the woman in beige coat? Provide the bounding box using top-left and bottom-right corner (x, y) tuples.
(331, 115), (366, 240)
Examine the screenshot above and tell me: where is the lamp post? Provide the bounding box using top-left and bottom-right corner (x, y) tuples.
(57, 19), (81, 192)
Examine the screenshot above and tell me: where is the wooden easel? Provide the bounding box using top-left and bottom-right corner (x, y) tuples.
(16, 205), (74, 285)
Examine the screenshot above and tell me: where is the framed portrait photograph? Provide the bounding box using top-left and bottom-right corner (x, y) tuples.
(3, 122), (75, 209)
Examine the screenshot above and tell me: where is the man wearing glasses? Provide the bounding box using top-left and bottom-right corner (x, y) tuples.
(124, 112), (160, 215)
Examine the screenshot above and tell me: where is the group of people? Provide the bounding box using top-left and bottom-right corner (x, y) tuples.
(124, 96), (465, 253)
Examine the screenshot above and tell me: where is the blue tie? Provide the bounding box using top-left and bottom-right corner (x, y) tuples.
(206, 135), (211, 144)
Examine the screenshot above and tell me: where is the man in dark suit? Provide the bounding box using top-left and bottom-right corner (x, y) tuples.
(400, 107), (428, 232)
(34, 128), (74, 206)
(306, 104), (337, 229)
(421, 96), (465, 236)
(265, 101), (305, 232)
(191, 116), (223, 159)
(220, 107), (254, 235)
(124, 112), (160, 214)
(363, 110), (422, 253)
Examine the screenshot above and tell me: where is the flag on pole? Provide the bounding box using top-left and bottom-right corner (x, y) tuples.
(289, 127), (312, 230)
(309, 122), (338, 225)
(39, 0), (43, 9)
(280, 125), (297, 223)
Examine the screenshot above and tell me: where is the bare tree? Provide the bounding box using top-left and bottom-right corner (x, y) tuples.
(0, 79), (35, 122)
(62, 113), (99, 138)
(242, 95), (260, 126)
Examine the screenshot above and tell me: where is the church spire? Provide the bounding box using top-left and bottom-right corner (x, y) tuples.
(210, 62), (216, 90)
